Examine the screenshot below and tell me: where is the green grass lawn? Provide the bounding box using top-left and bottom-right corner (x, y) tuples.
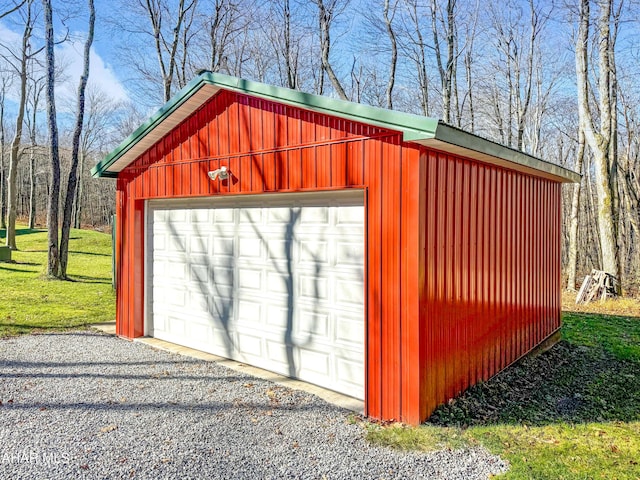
(366, 311), (640, 479)
(0, 225), (115, 337)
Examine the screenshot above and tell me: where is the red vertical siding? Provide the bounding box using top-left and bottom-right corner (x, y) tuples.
(418, 149), (561, 419)
(114, 88), (562, 424)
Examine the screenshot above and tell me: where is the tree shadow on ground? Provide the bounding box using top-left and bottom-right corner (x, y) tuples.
(0, 264), (37, 273)
(63, 274), (110, 284)
(428, 326), (640, 427)
(69, 250), (110, 257)
(0, 228), (43, 239)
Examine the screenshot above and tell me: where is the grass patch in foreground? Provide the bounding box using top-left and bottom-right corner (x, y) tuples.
(366, 311), (640, 479)
(0, 226), (115, 337)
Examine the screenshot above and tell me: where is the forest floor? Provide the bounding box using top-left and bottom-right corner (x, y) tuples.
(367, 294), (640, 479)
(0, 225), (115, 337)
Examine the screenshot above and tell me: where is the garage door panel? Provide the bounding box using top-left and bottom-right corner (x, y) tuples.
(238, 268), (263, 290)
(300, 206), (329, 225)
(150, 192), (364, 399)
(298, 274), (329, 301)
(237, 300), (262, 324)
(160, 262), (188, 282)
(236, 332), (264, 358)
(153, 234), (166, 251)
(190, 209), (210, 223)
(298, 348), (330, 376)
(336, 205), (363, 225)
(298, 239), (330, 265)
(266, 271), (291, 295)
(189, 263), (208, 283)
(296, 310), (330, 338)
(166, 290), (186, 307)
(213, 209), (235, 223)
(264, 305), (288, 329)
(335, 358), (365, 397)
(266, 240), (292, 261)
(188, 291), (209, 313)
(334, 314), (364, 347)
(166, 316), (186, 336)
(168, 234), (188, 252)
(188, 321), (210, 342)
(238, 207), (262, 224)
(267, 206), (299, 224)
(265, 340), (295, 369)
(209, 266), (235, 286)
(189, 236), (209, 254)
(336, 241), (364, 266)
(238, 237), (263, 258)
(211, 236), (235, 255)
(208, 296), (234, 317)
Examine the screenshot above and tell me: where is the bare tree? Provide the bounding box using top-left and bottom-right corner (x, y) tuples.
(431, 0), (456, 124)
(42, 0), (60, 276)
(462, 7), (477, 132)
(0, 76), (10, 230)
(3, 0), (35, 249)
(575, 0), (620, 286)
(24, 68), (45, 229)
(486, 0), (549, 150)
(74, 87), (123, 228)
(0, 0), (26, 20)
(263, 0), (304, 89)
(59, 0), (94, 278)
(567, 127), (585, 291)
(144, 0), (198, 102)
(402, 0), (431, 116)
(312, 0), (348, 99)
(175, 0), (197, 88)
(383, 0), (398, 109)
(201, 0), (246, 74)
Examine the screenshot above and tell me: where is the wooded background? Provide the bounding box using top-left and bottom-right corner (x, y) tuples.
(0, 0), (638, 292)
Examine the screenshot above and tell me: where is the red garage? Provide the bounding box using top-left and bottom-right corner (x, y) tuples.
(92, 71), (579, 425)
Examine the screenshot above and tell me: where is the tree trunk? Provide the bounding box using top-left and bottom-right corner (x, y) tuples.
(283, 0), (296, 89)
(6, 2), (33, 249)
(406, 0), (429, 116)
(146, 0), (195, 103)
(0, 81), (7, 231)
(43, 0), (61, 277)
(316, 0), (348, 100)
(59, 0), (95, 279)
(383, 0), (397, 110)
(567, 128), (585, 291)
(430, 0), (456, 123)
(575, 0), (620, 289)
(28, 78), (40, 230)
(74, 150), (85, 229)
(28, 149), (36, 229)
(464, 50), (474, 132)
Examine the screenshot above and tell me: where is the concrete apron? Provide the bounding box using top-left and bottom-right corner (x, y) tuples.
(91, 322), (364, 415)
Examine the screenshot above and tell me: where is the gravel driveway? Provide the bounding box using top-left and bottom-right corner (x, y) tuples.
(0, 331), (507, 479)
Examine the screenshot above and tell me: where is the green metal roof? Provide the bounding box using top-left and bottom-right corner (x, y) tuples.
(92, 71), (580, 183)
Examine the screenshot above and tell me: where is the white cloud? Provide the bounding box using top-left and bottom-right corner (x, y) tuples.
(57, 37), (129, 105)
(0, 22), (129, 108)
(0, 21), (21, 47)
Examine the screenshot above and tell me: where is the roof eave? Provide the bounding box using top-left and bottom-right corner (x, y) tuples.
(416, 123), (581, 184)
(91, 75), (218, 178)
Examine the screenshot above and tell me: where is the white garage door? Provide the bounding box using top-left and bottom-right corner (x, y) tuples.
(148, 191), (365, 399)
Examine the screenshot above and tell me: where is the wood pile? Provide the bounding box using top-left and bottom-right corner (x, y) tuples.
(576, 269), (619, 304)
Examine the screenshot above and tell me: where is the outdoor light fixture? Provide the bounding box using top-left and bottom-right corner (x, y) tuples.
(208, 166), (229, 181)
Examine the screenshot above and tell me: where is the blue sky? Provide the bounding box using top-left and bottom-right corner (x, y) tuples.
(0, 0), (130, 111)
